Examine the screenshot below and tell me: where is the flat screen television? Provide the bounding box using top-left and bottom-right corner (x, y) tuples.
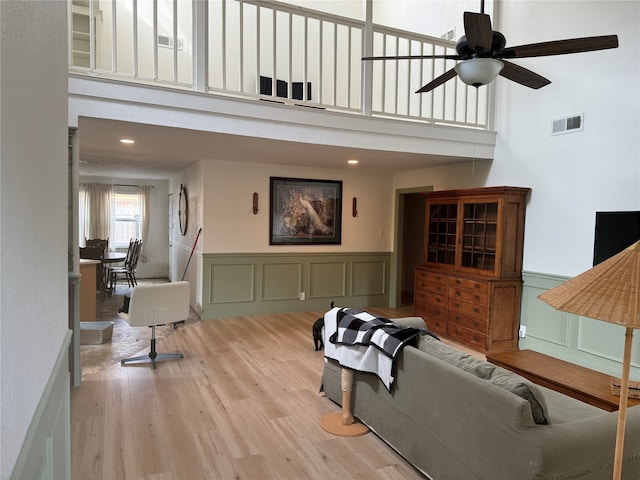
(593, 211), (640, 266)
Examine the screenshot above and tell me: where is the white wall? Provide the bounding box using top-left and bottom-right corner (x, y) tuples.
(394, 0), (640, 278)
(169, 163), (204, 310)
(372, 0), (493, 38)
(79, 176), (170, 278)
(489, 0), (640, 277)
(0, 1), (69, 477)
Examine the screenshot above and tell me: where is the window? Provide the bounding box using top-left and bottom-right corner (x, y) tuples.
(113, 187), (141, 248)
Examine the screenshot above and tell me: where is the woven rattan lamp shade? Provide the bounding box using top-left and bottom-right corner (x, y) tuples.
(538, 241), (640, 328)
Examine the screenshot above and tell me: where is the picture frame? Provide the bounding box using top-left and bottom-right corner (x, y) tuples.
(270, 177), (342, 245)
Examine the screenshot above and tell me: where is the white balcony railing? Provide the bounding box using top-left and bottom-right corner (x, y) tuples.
(69, 0), (490, 129)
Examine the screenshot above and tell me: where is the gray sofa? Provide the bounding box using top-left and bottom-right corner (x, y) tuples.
(322, 317), (640, 480)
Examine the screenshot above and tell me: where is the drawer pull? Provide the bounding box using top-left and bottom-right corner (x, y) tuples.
(474, 308), (480, 314)
(474, 295), (480, 301)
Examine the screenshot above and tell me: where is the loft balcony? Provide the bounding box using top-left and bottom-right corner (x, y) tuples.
(69, 0), (497, 176)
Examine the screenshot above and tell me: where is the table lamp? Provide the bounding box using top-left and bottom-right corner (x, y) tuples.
(538, 240), (640, 480)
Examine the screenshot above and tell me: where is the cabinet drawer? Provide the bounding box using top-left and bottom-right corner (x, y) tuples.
(448, 276), (489, 294)
(415, 271), (448, 295)
(414, 290), (446, 307)
(448, 286), (488, 305)
(448, 298), (488, 319)
(430, 319), (447, 336)
(416, 279), (447, 296)
(447, 324), (487, 350)
(449, 311), (488, 333)
(416, 270), (448, 284)
(415, 301), (447, 322)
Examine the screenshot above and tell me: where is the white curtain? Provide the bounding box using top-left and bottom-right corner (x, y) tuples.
(79, 183), (114, 248)
(139, 185), (152, 262)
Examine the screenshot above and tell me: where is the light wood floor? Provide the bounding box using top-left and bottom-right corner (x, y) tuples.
(71, 305), (440, 480)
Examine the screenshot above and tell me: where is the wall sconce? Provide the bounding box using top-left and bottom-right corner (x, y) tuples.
(352, 197), (358, 217)
(253, 192), (259, 214)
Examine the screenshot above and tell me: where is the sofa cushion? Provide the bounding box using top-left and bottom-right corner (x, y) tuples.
(488, 367), (548, 424)
(417, 334), (548, 424)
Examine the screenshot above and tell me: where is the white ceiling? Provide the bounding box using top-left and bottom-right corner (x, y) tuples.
(77, 117), (477, 180)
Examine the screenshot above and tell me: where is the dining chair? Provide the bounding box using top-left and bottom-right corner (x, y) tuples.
(128, 240), (143, 286)
(119, 281), (190, 369)
(85, 237), (109, 253)
(108, 239), (139, 294)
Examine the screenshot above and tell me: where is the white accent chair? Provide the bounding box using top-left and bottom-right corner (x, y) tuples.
(118, 281), (190, 369)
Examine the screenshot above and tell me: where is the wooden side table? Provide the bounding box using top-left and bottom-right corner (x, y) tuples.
(486, 349), (640, 412)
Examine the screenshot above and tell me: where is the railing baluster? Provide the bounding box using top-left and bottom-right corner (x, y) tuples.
(319, 19), (323, 105)
(347, 26), (352, 109)
(173, 0), (178, 82)
(222, 0), (227, 90)
(271, 7), (276, 96)
(111, 0), (117, 72)
(153, 0), (158, 80)
(133, 0), (138, 78)
(303, 16), (308, 101)
(240, 1), (245, 93)
(333, 23), (337, 107)
(381, 33), (387, 114)
(288, 11), (292, 99)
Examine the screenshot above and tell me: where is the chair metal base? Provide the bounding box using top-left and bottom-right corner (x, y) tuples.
(121, 352), (184, 369)
(120, 325), (184, 369)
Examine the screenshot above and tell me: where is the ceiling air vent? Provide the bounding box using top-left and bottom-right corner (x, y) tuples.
(552, 113), (584, 136)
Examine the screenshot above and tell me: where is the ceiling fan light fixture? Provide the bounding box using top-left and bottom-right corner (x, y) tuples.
(455, 58), (504, 87)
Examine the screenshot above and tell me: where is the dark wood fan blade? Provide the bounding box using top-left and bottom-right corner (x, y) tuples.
(499, 60), (551, 89)
(498, 35), (618, 59)
(464, 11), (493, 52)
(362, 54), (461, 61)
(416, 68), (458, 93)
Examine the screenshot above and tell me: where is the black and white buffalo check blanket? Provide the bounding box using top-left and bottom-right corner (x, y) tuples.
(323, 307), (423, 391)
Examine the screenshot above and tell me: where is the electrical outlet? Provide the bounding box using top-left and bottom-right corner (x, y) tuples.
(299, 292), (305, 301)
(519, 325), (527, 338)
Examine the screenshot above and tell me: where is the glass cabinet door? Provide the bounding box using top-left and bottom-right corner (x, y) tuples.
(461, 201), (498, 272)
(426, 202), (458, 265)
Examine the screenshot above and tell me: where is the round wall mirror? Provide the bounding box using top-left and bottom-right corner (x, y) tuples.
(178, 184), (188, 236)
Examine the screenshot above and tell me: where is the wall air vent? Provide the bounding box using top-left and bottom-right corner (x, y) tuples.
(158, 35), (183, 50)
(552, 113), (584, 135)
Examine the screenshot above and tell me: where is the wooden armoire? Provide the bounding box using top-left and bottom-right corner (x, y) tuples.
(414, 186), (530, 354)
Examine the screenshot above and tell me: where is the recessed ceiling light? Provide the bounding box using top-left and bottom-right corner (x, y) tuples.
(120, 138), (135, 144)
(348, 159), (359, 165)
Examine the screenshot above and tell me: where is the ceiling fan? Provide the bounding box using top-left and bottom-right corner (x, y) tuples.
(362, 3), (618, 93)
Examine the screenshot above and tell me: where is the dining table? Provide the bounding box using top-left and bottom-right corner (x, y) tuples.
(102, 251), (127, 264)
